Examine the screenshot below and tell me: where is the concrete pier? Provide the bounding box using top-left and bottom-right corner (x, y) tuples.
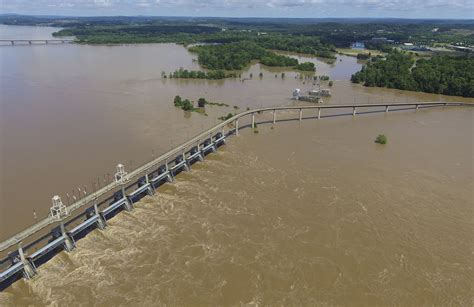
(18, 245), (36, 279)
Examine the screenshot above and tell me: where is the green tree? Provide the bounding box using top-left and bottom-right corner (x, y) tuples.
(198, 98), (207, 108)
(174, 95), (183, 107)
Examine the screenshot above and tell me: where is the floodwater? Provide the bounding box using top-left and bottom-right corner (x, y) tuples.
(1, 26), (473, 304)
(2, 107), (473, 306)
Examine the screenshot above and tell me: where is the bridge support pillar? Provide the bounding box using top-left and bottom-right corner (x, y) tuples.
(197, 144), (204, 161)
(353, 107), (357, 116)
(299, 109), (302, 121)
(165, 161), (174, 182)
(273, 110), (276, 124)
(94, 203), (107, 230)
(45, 40), (48, 44)
(18, 244), (37, 279)
(145, 173), (155, 194)
(416, 104), (419, 110)
(385, 105), (389, 113)
(60, 222), (75, 252)
(29, 41), (32, 45)
(122, 186), (133, 211)
(318, 108), (321, 120)
(252, 113), (256, 129)
(11, 41), (14, 45)
(183, 153), (190, 171)
(210, 133), (217, 152)
(235, 120), (239, 135)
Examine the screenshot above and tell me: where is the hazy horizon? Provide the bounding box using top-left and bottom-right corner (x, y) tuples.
(1, 0), (473, 19)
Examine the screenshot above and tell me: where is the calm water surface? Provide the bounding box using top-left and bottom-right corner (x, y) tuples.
(0, 26), (473, 305)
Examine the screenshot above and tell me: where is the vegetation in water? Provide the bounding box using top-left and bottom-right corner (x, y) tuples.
(174, 96), (231, 117)
(218, 113), (235, 121)
(260, 53), (298, 67)
(351, 51), (474, 97)
(189, 41), (305, 70)
(7, 15), (472, 97)
(375, 134), (388, 144)
(173, 95), (195, 111)
(295, 62), (316, 71)
(169, 68), (237, 80)
(197, 98), (207, 108)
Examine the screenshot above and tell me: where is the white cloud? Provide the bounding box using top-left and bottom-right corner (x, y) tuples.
(1, 0), (473, 17)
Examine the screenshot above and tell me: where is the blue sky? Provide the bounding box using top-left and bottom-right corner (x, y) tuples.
(2, 0), (473, 19)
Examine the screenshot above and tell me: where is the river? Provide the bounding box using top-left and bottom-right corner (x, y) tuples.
(0, 25), (473, 305)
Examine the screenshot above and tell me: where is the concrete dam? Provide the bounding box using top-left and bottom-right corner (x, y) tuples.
(0, 101), (471, 291)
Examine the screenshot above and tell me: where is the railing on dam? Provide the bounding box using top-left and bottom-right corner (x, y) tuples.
(0, 101), (471, 290)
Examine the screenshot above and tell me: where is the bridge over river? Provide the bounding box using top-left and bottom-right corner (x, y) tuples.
(0, 101), (471, 291)
(0, 39), (74, 45)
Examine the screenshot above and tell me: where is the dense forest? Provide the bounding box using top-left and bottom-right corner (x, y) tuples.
(52, 24), (337, 58)
(255, 35), (336, 58)
(188, 41), (268, 70)
(188, 41), (316, 71)
(351, 52), (474, 97)
(3, 15), (473, 47)
(260, 53), (298, 67)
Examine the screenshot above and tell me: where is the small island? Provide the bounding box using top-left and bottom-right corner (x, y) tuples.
(173, 96), (233, 118)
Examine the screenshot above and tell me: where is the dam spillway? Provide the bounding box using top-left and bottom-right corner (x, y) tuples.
(0, 101), (471, 291)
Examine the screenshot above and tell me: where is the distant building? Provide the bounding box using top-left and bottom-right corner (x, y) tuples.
(448, 45), (474, 53)
(351, 42), (365, 49)
(401, 43), (431, 51)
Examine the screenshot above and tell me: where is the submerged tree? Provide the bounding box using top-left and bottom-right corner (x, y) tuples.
(375, 134), (387, 144)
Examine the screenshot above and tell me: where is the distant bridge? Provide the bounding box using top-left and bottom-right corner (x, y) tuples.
(0, 101), (472, 291)
(0, 39), (74, 45)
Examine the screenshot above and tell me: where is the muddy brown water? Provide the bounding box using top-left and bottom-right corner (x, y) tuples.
(1, 26), (473, 305)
